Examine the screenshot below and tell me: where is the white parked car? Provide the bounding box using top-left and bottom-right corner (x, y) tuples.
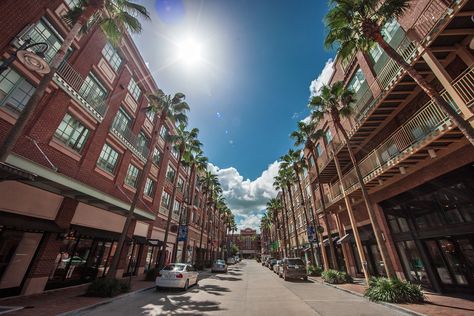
(156, 263), (199, 291)
(227, 257), (236, 265)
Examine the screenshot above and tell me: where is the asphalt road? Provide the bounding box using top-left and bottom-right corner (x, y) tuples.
(80, 260), (405, 316)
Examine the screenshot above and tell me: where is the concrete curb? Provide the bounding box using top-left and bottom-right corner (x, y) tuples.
(308, 277), (426, 316)
(57, 285), (155, 316)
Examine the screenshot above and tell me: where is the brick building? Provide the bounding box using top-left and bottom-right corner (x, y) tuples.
(271, 0), (474, 294)
(228, 228), (260, 258)
(0, 0), (225, 297)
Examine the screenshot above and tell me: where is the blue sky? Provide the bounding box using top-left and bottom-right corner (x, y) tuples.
(133, 0), (335, 230)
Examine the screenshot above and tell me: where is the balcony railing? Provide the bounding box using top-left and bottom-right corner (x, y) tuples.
(110, 123), (149, 162)
(413, 0), (452, 43)
(54, 61), (108, 120)
(452, 65), (474, 108)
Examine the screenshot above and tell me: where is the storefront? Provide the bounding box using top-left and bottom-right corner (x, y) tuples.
(46, 227), (120, 290)
(381, 164), (474, 293)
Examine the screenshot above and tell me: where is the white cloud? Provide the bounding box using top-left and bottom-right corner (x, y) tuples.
(309, 58), (334, 97)
(208, 161), (281, 232)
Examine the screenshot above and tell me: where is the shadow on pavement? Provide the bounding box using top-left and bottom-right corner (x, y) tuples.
(192, 284), (231, 296)
(215, 276), (242, 282)
(141, 295), (224, 316)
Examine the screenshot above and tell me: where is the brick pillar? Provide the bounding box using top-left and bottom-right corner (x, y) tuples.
(136, 244), (149, 276)
(373, 203), (405, 279)
(334, 211), (356, 276)
(22, 197), (78, 295)
(115, 219), (137, 278)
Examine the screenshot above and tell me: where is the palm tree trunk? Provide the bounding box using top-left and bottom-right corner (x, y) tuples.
(180, 164), (196, 263)
(157, 149), (184, 269)
(280, 189), (292, 256)
(107, 111), (165, 278)
(197, 191), (208, 268)
(286, 185), (300, 257)
(274, 210), (284, 258)
(311, 152), (332, 271)
(335, 121), (395, 278)
(0, 6), (98, 162)
(294, 167), (316, 265)
(375, 34), (474, 146)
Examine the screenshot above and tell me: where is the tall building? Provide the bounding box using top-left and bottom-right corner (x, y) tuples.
(0, 0), (223, 297)
(228, 228), (260, 258)
(275, 0), (474, 294)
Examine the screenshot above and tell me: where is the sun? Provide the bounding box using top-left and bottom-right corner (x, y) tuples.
(177, 37), (204, 67)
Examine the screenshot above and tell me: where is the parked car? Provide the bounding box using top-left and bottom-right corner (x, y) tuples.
(234, 256), (240, 263)
(227, 257), (236, 265)
(156, 263), (199, 290)
(280, 258), (307, 281)
(273, 260), (283, 274)
(264, 257), (274, 268)
(268, 258), (278, 269)
(211, 259), (228, 273)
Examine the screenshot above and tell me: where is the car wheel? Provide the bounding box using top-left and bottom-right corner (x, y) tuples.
(156, 286), (161, 291)
(283, 272), (288, 281)
(183, 280), (189, 291)
(279, 273), (282, 278)
(303, 276), (308, 281)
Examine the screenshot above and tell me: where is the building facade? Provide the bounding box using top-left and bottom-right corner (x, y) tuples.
(0, 0), (224, 297)
(228, 228), (260, 258)
(272, 0), (474, 294)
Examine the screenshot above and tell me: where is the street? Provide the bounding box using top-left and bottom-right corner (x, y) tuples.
(81, 260), (405, 316)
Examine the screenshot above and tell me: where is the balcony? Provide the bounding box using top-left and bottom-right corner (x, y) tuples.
(323, 66), (474, 207)
(110, 123), (149, 162)
(14, 22), (108, 121)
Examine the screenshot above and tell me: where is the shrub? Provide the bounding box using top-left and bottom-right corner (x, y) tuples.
(364, 277), (425, 303)
(86, 278), (130, 297)
(145, 268), (157, 281)
(307, 265), (323, 276)
(321, 269), (352, 284)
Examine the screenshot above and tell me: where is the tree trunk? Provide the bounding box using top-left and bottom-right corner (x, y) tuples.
(107, 110), (165, 278)
(0, 7), (96, 162)
(376, 34), (474, 146)
(197, 191), (209, 268)
(180, 164), (196, 263)
(281, 189), (292, 256)
(286, 185), (300, 257)
(294, 167), (316, 265)
(334, 119), (395, 278)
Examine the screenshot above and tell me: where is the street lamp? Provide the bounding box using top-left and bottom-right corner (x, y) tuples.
(0, 38), (50, 75)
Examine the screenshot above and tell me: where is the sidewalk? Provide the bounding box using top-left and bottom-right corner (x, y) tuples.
(309, 276), (474, 316)
(0, 277), (154, 316)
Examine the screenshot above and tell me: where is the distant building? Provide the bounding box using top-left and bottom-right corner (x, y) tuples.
(227, 228), (261, 258)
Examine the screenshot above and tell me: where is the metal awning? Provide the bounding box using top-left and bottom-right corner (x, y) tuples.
(0, 211), (62, 232)
(0, 162), (36, 181)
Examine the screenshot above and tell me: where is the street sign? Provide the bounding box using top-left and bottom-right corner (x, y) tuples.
(307, 226), (315, 242)
(178, 225), (188, 241)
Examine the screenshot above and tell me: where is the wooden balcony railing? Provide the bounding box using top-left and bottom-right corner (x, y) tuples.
(452, 65), (474, 108)
(413, 0), (453, 43)
(110, 123), (149, 162)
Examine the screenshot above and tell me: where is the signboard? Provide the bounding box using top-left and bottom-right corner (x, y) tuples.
(178, 225), (188, 241)
(307, 226), (315, 242)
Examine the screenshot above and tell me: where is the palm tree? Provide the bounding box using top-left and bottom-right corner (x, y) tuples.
(267, 198), (286, 258)
(277, 165), (300, 257)
(310, 82), (394, 279)
(324, 0), (474, 146)
(180, 150), (208, 263)
(0, 0), (150, 162)
(260, 211), (273, 255)
(281, 149), (317, 264)
(291, 121), (333, 270)
(169, 125), (202, 262)
(273, 175), (291, 256)
(106, 90), (188, 278)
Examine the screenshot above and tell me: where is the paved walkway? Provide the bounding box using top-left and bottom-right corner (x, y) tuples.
(78, 260), (403, 316)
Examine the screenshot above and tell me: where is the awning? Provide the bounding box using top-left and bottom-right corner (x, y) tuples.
(147, 239), (164, 247)
(337, 234), (351, 244)
(71, 225), (121, 240)
(0, 211), (62, 232)
(0, 162), (36, 181)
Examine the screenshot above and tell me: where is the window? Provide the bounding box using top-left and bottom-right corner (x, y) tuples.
(102, 42), (122, 72)
(382, 19), (400, 42)
(137, 131), (150, 152)
(54, 113), (90, 152)
(113, 107), (132, 133)
(316, 143), (323, 157)
(152, 148), (162, 165)
(171, 146), (179, 159)
(0, 68), (35, 113)
(65, 0), (80, 8)
(177, 177), (184, 192)
(324, 128), (332, 144)
(146, 106), (154, 121)
(97, 143), (119, 173)
(26, 20), (63, 62)
(172, 200), (180, 219)
(161, 191), (171, 209)
(166, 165), (176, 183)
(370, 44), (383, 63)
(160, 125), (169, 139)
(79, 73), (107, 109)
(124, 164), (140, 188)
(127, 78), (141, 101)
(348, 68), (365, 93)
(144, 178), (155, 197)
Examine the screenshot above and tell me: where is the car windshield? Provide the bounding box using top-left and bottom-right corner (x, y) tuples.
(287, 259), (304, 265)
(216, 260), (225, 264)
(163, 264), (185, 271)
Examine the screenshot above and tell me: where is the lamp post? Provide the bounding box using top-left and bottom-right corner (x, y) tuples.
(0, 38), (50, 75)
